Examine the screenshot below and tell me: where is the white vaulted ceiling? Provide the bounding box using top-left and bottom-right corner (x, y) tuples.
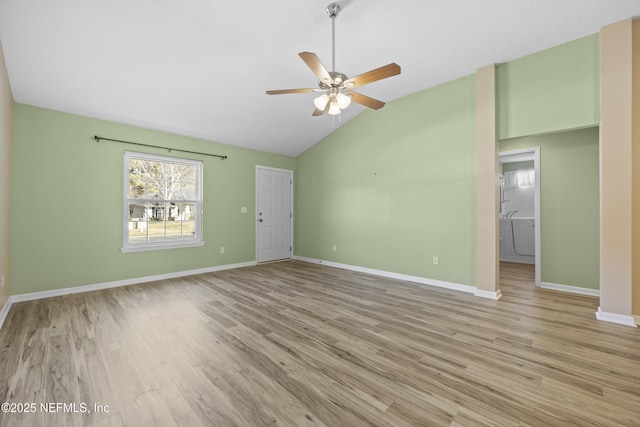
(1, 1), (639, 157)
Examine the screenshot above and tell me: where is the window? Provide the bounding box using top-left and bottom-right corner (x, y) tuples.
(123, 151), (203, 252)
(503, 169), (535, 188)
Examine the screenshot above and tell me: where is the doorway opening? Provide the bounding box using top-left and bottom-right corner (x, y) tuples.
(498, 147), (541, 287)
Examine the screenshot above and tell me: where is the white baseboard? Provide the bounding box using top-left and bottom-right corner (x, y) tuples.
(595, 307), (637, 327)
(540, 281), (600, 297)
(7, 261), (257, 306)
(294, 256), (477, 294)
(474, 289), (503, 300)
(0, 261), (256, 331)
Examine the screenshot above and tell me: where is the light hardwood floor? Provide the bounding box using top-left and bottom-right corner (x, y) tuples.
(1, 261), (639, 426)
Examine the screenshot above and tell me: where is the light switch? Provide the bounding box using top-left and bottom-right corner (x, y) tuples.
(240, 207), (247, 213)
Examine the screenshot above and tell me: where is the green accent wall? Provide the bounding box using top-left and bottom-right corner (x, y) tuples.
(11, 104), (294, 294)
(497, 34), (600, 140)
(295, 76), (477, 286)
(500, 127), (600, 289)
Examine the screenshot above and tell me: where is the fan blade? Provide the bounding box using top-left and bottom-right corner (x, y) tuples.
(266, 88), (319, 95)
(299, 52), (333, 84)
(344, 63), (401, 89)
(349, 91), (385, 110)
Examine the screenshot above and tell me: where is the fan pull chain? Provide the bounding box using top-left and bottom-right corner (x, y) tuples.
(331, 112), (342, 129)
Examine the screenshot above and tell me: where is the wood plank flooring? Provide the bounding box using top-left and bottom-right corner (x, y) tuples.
(0, 260), (639, 426)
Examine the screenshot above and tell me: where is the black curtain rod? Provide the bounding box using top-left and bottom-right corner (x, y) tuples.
(93, 135), (228, 160)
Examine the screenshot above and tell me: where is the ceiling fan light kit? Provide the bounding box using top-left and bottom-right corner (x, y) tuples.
(266, 2), (401, 117)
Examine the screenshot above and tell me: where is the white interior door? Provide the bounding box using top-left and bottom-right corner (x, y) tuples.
(256, 167), (292, 263)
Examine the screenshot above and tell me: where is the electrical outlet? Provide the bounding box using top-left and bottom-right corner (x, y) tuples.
(332, 245), (337, 252)
(240, 207), (247, 213)
(220, 246), (225, 254)
(433, 256), (439, 265)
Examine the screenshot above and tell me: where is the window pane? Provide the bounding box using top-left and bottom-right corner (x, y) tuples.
(128, 203), (147, 221)
(128, 203), (148, 242)
(129, 160), (147, 198)
(128, 221), (149, 242)
(168, 182), (196, 200)
(181, 221), (196, 239)
(148, 220), (166, 242)
(175, 203), (196, 221)
(172, 203), (197, 240)
(165, 220), (183, 240)
(144, 161), (165, 199)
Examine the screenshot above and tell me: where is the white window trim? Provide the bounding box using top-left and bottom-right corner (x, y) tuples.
(122, 151), (204, 253)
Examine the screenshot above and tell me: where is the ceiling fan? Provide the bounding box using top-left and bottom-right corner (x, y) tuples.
(266, 2), (401, 116)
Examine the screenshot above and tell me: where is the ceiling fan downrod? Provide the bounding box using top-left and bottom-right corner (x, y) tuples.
(327, 3), (341, 73)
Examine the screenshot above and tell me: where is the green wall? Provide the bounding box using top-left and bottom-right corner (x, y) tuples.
(497, 34), (600, 140)
(502, 161), (534, 172)
(295, 76), (477, 286)
(11, 104), (294, 294)
(500, 127), (600, 289)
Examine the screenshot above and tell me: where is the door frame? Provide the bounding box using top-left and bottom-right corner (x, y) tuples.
(498, 147), (541, 286)
(255, 165), (294, 263)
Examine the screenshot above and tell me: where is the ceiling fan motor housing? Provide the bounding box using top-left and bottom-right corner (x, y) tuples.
(319, 71), (349, 89)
